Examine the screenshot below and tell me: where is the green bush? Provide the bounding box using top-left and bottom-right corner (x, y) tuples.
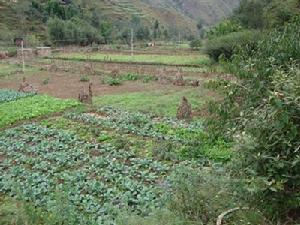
(123, 73), (138, 81)
(7, 48), (17, 57)
(104, 77), (122, 86)
(207, 19), (243, 39)
(79, 76), (90, 82)
(211, 18), (300, 221)
(117, 164), (266, 225)
(204, 30), (259, 62)
(190, 39), (202, 50)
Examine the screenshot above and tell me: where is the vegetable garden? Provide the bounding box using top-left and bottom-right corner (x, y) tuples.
(0, 124), (170, 224)
(0, 81), (231, 224)
(0, 87), (231, 224)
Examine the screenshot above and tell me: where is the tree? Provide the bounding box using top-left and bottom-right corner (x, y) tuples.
(100, 21), (113, 44)
(48, 17), (66, 43)
(136, 26), (150, 41)
(232, 0), (267, 29)
(153, 20), (160, 39)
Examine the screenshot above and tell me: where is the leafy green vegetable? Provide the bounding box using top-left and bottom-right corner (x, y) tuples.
(0, 89), (35, 103)
(0, 95), (79, 127)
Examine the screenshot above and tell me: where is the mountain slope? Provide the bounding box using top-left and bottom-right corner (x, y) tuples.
(0, 0), (241, 44)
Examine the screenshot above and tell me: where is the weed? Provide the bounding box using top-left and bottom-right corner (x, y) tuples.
(42, 78), (50, 85)
(80, 76), (90, 82)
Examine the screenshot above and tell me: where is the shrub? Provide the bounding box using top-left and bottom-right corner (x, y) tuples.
(42, 78), (50, 85)
(207, 19), (243, 39)
(104, 77), (122, 86)
(123, 73), (138, 81)
(190, 39), (202, 50)
(204, 30), (259, 62)
(211, 18), (300, 221)
(79, 76), (90, 82)
(117, 164), (266, 225)
(7, 48), (17, 57)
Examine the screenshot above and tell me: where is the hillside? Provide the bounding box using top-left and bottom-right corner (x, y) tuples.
(0, 0), (240, 45)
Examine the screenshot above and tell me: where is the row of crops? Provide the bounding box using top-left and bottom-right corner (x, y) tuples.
(66, 107), (232, 161)
(0, 124), (171, 224)
(0, 89), (35, 103)
(0, 89), (79, 128)
(0, 88), (231, 224)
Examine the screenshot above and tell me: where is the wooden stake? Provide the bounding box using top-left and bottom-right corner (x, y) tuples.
(131, 28), (134, 57)
(21, 40), (25, 73)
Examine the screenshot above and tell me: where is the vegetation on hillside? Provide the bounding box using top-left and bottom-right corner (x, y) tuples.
(0, 0), (240, 46)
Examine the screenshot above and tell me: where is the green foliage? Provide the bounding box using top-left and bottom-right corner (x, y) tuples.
(165, 164), (266, 225)
(263, 0), (300, 28)
(47, 17), (103, 45)
(123, 73), (138, 81)
(232, 0), (267, 29)
(80, 76), (90, 82)
(65, 107), (231, 161)
(0, 89), (35, 103)
(116, 209), (185, 225)
(104, 77), (122, 86)
(93, 89), (213, 117)
(0, 124), (170, 223)
(232, 0), (300, 29)
(207, 19), (243, 39)
(0, 95), (79, 127)
(204, 30), (259, 62)
(6, 48), (17, 57)
(190, 39), (202, 50)
(136, 26), (150, 41)
(42, 78), (50, 85)
(212, 18), (300, 221)
(54, 52), (211, 66)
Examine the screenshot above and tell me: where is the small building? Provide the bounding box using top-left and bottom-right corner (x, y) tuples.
(36, 47), (52, 57)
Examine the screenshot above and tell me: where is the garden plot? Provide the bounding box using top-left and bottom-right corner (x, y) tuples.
(0, 94), (79, 128)
(0, 89), (35, 103)
(0, 124), (170, 224)
(65, 107), (232, 161)
(52, 52), (210, 66)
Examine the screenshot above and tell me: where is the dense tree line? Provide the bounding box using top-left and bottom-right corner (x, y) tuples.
(16, 0), (173, 46)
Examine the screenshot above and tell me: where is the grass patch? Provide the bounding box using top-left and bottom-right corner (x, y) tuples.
(0, 95), (79, 127)
(53, 52), (211, 66)
(94, 88), (214, 117)
(0, 63), (39, 78)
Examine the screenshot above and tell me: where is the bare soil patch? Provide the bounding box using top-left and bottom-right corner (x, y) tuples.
(0, 70), (189, 99)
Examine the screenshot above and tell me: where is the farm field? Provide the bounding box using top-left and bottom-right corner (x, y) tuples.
(0, 62), (38, 78)
(52, 52), (211, 66)
(1, 0), (298, 223)
(0, 49), (234, 224)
